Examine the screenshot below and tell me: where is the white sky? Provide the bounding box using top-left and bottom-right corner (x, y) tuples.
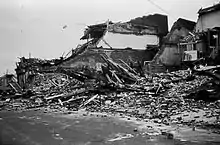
(0, 0), (219, 75)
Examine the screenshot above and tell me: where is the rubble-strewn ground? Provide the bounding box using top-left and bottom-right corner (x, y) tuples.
(1, 65), (220, 144)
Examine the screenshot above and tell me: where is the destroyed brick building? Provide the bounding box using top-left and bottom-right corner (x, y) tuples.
(14, 7), (220, 90)
(60, 14), (168, 73)
(15, 14), (168, 90)
(1, 6), (220, 141)
(148, 18), (196, 71)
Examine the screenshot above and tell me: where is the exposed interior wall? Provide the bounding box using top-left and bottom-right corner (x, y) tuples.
(196, 11), (220, 32)
(97, 32), (159, 49)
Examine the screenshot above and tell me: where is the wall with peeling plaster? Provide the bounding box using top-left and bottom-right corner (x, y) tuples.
(151, 27), (190, 67)
(158, 44), (181, 66)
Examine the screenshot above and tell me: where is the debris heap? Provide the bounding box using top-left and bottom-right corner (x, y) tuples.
(1, 55), (220, 134)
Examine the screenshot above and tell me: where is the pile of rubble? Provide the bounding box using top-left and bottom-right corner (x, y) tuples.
(32, 73), (79, 94)
(1, 56), (220, 133)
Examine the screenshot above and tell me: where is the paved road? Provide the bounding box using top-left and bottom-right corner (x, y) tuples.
(0, 109), (219, 145)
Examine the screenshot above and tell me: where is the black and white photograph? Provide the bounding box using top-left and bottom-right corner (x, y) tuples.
(0, 0), (220, 144)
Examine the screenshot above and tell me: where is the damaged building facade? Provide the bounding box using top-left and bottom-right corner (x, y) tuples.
(14, 4), (220, 90)
(15, 14), (168, 89)
(60, 14), (168, 73)
(148, 18), (196, 72)
(179, 3), (220, 65)
(15, 57), (63, 89)
(15, 6), (220, 89)
(150, 3), (220, 71)
(2, 5), (220, 138)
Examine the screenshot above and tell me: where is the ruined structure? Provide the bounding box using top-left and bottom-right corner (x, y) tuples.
(15, 57), (63, 89)
(128, 14), (169, 39)
(179, 3), (220, 65)
(15, 14), (168, 89)
(0, 74), (22, 95)
(149, 4), (220, 71)
(60, 14), (168, 72)
(5, 9), (220, 138)
(196, 3), (220, 62)
(148, 18), (196, 71)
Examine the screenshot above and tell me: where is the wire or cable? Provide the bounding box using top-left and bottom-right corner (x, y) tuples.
(147, 0), (177, 21)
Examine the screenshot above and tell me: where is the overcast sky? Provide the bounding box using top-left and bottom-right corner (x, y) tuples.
(0, 0), (219, 75)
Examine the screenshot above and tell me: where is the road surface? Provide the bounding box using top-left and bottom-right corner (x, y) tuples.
(0, 108), (220, 145)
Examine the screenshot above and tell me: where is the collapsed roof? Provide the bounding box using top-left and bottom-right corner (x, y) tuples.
(80, 22), (159, 49)
(81, 14), (168, 40)
(80, 21), (158, 40)
(80, 14), (168, 49)
(128, 14), (168, 36)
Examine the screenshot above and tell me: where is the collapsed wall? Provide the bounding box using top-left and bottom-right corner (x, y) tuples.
(59, 48), (156, 71)
(148, 18), (196, 72)
(15, 14), (169, 88)
(69, 14), (169, 73)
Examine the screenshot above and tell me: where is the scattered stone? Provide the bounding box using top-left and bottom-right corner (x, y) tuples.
(105, 100), (111, 105)
(133, 128), (138, 132)
(1, 67), (220, 135)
